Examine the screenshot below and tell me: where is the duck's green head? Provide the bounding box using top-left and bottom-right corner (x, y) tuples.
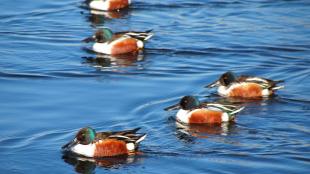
(95, 28), (113, 42)
(219, 71), (237, 86)
(76, 127), (96, 145)
(206, 71), (237, 88)
(83, 28), (113, 43)
(179, 96), (200, 110)
(62, 127), (96, 150)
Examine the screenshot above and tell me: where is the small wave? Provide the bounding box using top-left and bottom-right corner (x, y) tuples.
(131, 1), (244, 10)
(0, 130), (66, 151)
(0, 71), (54, 79)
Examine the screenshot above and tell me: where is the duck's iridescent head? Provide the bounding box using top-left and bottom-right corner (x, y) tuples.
(219, 71), (237, 86)
(76, 127), (96, 145)
(95, 28), (113, 42)
(206, 71), (237, 88)
(179, 96), (200, 110)
(62, 127), (96, 150)
(83, 28), (113, 43)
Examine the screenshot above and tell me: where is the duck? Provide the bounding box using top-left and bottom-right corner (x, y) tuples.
(83, 28), (153, 55)
(206, 71), (284, 98)
(165, 96), (244, 124)
(62, 127), (146, 157)
(87, 0), (131, 11)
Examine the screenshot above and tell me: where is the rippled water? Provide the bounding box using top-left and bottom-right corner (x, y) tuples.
(0, 0), (309, 173)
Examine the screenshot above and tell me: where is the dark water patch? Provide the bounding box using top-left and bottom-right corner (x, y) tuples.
(230, 45), (310, 53)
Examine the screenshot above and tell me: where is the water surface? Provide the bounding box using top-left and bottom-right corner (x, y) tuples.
(0, 0), (309, 173)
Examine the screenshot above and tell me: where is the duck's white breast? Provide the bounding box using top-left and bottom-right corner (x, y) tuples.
(176, 109), (190, 123)
(218, 85), (229, 96)
(92, 42), (112, 54)
(71, 144), (96, 157)
(218, 83), (247, 96)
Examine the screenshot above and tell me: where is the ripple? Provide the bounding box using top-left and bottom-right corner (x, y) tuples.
(0, 71), (54, 79)
(132, 1), (245, 10)
(0, 130), (66, 151)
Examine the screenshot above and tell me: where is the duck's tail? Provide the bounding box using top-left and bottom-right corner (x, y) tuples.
(135, 134), (147, 143)
(271, 85), (284, 91)
(229, 106), (245, 115)
(269, 79), (284, 91)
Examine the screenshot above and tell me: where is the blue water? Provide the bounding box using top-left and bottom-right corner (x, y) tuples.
(0, 0), (309, 173)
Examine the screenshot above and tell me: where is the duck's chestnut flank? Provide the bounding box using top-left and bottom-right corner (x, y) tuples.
(94, 139), (128, 157)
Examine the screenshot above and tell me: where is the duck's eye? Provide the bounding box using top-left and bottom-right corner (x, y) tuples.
(77, 133), (86, 141)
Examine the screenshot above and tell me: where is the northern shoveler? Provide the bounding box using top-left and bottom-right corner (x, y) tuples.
(206, 71), (284, 98)
(62, 127), (146, 157)
(165, 96), (244, 124)
(83, 28), (153, 55)
(87, 0), (131, 11)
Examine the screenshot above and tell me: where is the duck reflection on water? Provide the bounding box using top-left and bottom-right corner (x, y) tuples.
(62, 152), (141, 173)
(82, 52), (144, 68)
(86, 8), (129, 27)
(175, 121), (236, 141)
(89, 8), (130, 20)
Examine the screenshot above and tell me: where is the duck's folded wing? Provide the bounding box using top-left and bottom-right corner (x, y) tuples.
(95, 128), (141, 140)
(108, 134), (147, 144)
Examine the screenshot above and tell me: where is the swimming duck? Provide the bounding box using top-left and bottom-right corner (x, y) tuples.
(62, 127), (146, 157)
(165, 96), (244, 124)
(87, 0), (131, 11)
(206, 71), (284, 98)
(83, 28), (153, 55)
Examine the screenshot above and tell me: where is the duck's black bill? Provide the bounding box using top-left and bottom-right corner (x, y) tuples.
(205, 80), (220, 88)
(62, 138), (78, 150)
(82, 36), (95, 43)
(164, 103), (180, 111)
